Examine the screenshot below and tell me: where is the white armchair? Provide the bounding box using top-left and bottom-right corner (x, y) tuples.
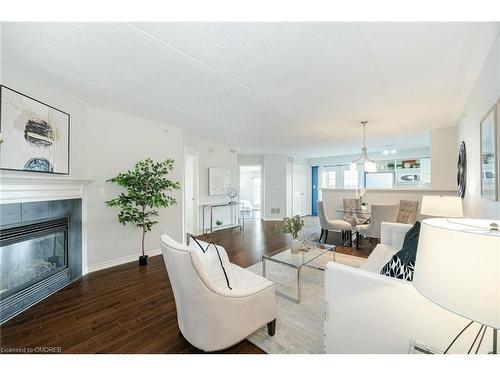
(356, 203), (399, 247)
(160, 235), (277, 352)
(324, 222), (497, 353)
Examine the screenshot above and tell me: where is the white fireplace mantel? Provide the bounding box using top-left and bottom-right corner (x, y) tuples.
(0, 173), (92, 204)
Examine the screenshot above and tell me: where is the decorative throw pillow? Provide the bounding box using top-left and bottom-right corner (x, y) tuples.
(189, 237), (234, 290)
(380, 221), (421, 281)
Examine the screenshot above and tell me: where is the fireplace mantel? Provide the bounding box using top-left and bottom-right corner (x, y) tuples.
(0, 174), (92, 204)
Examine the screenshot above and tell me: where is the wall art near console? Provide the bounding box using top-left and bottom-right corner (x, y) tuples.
(480, 102), (497, 200)
(209, 167), (230, 195)
(0, 86), (70, 174)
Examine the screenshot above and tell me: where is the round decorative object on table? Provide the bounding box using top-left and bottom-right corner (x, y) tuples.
(457, 141), (466, 198)
(227, 183), (238, 202)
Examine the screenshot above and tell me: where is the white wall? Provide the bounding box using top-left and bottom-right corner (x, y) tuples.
(184, 130), (238, 232)
(184, 130), (238, 204)
(1, 63), (185, 271)
(430, 127), (457, 190)
(263, 154), (288, 220)
(457, 30), (500, 219)
(85, 106), (184, 267)
(238, 154), (264, 165)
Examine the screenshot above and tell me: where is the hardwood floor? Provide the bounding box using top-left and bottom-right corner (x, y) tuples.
(0, 217), (368, 354)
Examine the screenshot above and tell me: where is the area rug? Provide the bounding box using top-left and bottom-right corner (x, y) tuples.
(246, 252), (365, 354)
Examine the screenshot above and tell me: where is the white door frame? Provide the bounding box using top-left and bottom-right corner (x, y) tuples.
(183, 147), (200, 241)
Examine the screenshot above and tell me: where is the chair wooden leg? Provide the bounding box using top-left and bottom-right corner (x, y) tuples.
(349, 230), (353, 248)
(267, 319), (276, 336)
(324, 230), (328, 243)
(319, 228), (324, 243)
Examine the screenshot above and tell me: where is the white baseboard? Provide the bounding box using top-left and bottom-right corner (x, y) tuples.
(87, 248), (162, 274)
(262, 217), (284, 221)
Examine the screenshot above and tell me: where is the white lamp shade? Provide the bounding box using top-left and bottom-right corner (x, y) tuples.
(414, 218), (500, 329)
(420, 196), (463, 217)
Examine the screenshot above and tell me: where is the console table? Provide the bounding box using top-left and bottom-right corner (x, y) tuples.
(201, 201), (245, 234)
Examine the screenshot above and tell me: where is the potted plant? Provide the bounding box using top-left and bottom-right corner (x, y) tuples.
(215, 219), (224, 230)
(106, 158), (180, 266)
(279, 215), (305, 254)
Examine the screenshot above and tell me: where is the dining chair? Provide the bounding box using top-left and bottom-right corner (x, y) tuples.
(342, 198), (362, 226)
(317, 200), (352, 245)
(396, 200), (419, 224)
(356, 203), (399, 248)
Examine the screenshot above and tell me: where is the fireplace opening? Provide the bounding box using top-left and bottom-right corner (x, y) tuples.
(0, 217), (69, 300)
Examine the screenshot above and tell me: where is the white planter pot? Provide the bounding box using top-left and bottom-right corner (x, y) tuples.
(291, 239), (301, 254)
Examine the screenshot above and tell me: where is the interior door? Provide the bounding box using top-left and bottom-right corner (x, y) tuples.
(293, 164), (310, 216)
(311, 166), (319, 216)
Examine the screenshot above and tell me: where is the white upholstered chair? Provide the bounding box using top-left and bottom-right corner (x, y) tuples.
(317, 200), (352, 244)
(396, 200), (419, 224)
(342, 198), (362, 226)
(356, 203), (399, 247)
(160, 235), (277, 352)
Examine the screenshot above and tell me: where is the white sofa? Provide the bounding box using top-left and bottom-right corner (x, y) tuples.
(324, 222), (497, 354)
(160, 235), (277, 352)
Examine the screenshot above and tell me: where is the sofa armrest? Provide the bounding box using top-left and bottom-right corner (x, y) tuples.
(324, 262), (496, 353)
(380, 222), (413, 249)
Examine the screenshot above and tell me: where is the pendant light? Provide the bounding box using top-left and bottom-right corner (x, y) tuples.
(351, 121), (376, 172)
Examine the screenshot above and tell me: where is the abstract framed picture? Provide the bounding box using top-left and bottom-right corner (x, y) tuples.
(0, 86), (70, 174)
(208, 167), (230, 195)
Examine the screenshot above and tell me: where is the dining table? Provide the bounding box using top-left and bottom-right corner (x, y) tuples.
(335, 206), (371, 247)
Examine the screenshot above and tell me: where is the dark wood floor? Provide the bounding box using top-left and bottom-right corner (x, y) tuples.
(0, 218), (370, 354)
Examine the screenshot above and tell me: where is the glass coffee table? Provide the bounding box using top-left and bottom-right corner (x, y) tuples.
(262, 243), (335, 303)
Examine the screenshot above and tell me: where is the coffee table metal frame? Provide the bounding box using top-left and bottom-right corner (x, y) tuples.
(262, 244), (335, 303)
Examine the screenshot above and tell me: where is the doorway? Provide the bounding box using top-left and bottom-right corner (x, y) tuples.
(239, 165), (262, 220)
(184, 151), (199, 237)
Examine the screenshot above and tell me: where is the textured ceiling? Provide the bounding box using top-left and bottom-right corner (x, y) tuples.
(1, 22), (498, 157)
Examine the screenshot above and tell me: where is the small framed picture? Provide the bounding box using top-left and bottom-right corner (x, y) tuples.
(480, 102), (497, 200)
(0, 86), (70, 174)
(208, 167), (230, 195)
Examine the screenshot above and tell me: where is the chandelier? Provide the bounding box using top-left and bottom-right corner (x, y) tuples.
(351, 121), (376, 172)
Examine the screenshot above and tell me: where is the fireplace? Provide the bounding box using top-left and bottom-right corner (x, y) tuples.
(0, 199), (82, 324)
(0, 217), (69, 300)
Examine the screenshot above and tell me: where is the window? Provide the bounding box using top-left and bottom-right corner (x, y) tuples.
(343, 169), (359, 188)
(322, 171), (336, 188)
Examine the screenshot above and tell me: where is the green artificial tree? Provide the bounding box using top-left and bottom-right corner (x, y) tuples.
(106, 158), (180, 264)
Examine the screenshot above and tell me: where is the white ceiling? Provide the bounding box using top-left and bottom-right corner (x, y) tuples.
(1, 22), (498, 158)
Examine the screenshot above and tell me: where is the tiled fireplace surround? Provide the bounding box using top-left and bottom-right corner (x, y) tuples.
(0, 175), (89, 324)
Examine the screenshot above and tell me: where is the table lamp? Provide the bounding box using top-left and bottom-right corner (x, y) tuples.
(414, 218), (500, 353)
(420, 195), (463, 217)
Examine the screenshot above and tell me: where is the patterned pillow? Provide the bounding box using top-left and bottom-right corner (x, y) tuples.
(380, 256), (415, 281)
(380, 221), (421, 281)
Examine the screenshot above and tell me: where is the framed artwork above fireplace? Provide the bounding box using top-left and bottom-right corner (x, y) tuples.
(0, 85), (70, 174)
